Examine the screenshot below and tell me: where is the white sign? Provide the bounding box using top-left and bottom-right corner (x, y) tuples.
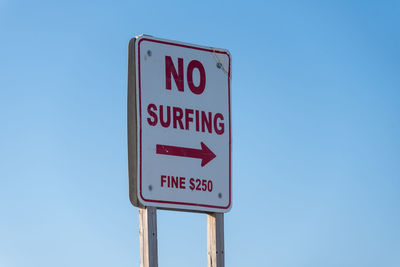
(129, 36), (231, 212)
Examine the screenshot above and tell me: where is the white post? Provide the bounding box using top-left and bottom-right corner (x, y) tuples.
(139, 207), (158, 267)
(207, 212), (225, 267)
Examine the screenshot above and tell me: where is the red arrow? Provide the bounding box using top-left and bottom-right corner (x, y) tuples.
(156, 142), (216, 167)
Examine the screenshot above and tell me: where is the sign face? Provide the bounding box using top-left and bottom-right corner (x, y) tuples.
(128, 35), (231, 212)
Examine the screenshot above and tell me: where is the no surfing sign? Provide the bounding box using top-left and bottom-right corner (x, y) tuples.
(128, 35), (231, 213)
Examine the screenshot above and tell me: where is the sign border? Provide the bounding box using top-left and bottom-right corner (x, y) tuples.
(131, 35), (232, 212)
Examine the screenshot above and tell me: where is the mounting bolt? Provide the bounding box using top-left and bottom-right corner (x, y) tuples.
(218, 193), (222, 198)
(148, 185), (153, 191)
(216, 62), (222, 69)
(147, 50), (152, 56)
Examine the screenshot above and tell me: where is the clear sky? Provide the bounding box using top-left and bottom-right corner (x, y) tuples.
(1, 0), (399, 266)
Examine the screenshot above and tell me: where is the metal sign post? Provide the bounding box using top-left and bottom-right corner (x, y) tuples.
(128, 35), (231, 267)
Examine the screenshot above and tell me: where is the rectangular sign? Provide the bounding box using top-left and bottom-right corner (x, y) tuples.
(128, 35), (231, 212)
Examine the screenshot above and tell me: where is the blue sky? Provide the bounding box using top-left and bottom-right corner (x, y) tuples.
(1, 1), (399, 266)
